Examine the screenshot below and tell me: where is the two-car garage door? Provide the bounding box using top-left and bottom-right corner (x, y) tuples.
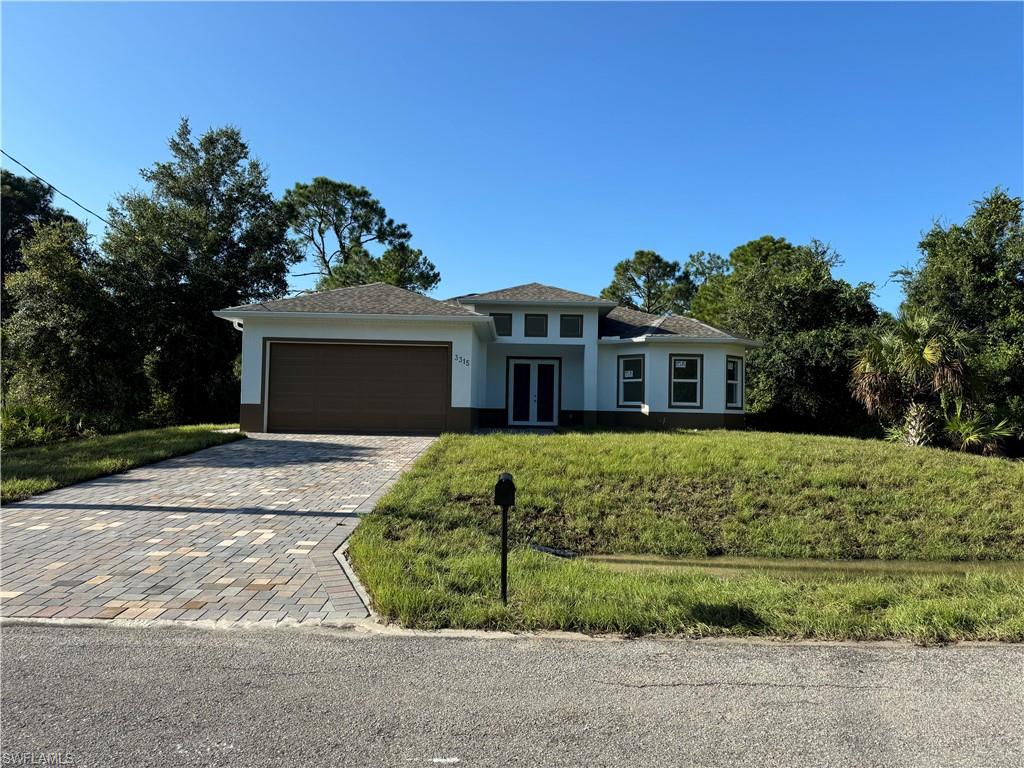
(266, 342), (449, 434)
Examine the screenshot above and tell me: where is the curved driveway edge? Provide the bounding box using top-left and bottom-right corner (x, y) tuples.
(0, 433), (434, 626)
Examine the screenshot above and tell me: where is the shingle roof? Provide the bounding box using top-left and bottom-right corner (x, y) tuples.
(599, 306), (737, 340)
(219, 282), (482, 317)
(451, 282), (613, 305)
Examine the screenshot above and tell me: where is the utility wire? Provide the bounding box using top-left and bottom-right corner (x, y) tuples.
(1, 149), (115, 229)
(2, 147), (312, 295)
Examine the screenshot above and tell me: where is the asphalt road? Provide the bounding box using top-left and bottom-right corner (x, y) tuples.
(1, 622), (1022, 767)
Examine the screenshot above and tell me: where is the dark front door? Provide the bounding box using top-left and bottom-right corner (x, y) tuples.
(511, 362), (531, 423)
(536, 363), (556, 423)
(507, 359), (560, 426)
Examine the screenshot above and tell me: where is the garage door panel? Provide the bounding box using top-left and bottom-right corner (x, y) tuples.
(267, 342), (449, 434)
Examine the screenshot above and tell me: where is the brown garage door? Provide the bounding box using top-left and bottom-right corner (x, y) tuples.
(267, 342), (449, 433)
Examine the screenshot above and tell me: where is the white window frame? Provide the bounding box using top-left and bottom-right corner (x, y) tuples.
(669, 354), (702, 408)
(617, 355), (645, 407)
(726, 356), (744, 409)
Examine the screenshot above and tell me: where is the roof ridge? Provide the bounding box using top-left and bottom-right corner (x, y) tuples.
(217, 281), (481, 316)
(437, 298), (484, 315)
(295, 281), (388, 297)
(674, 313), (737, 337)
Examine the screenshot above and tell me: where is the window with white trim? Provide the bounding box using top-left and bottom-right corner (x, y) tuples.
(726, 356), (743, 409)
(669, 354), (702, 408)
(618, 355), (644, 407)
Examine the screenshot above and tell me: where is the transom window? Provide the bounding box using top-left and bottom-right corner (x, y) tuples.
(618, 355), (645, 407)
(669, 354), (702, 408)
(726, 356), (744, 409)
(491, 313), (512, 337)
(559, 314), (583, 338)
(524, 314), (548, 337)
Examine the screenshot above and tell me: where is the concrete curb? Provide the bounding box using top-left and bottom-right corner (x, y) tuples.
(308, 526), (367, 618)
(336, 538), (378, 621)
(1, 616), (1010, 648)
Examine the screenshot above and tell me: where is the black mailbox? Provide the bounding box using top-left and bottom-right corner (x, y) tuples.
(494, 473), (516, 508)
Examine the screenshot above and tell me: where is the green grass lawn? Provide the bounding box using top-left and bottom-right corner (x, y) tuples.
(1, 425), (245, 503)
(347, 430), (1024, 642)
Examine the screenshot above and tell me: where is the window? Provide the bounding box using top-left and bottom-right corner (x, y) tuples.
(669, 354), (702, 408)
(559, 314), (584, 338)
(524, 314), (548, 337)
(618, 355), (644, 407)
(726, 356), (744, 409)
(491, 313), (512, 337)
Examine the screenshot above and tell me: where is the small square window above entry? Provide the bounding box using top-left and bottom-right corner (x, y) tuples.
(490, 313), (512, 337)
(524, 314), (548, 337)
(559, 314), (583, 338)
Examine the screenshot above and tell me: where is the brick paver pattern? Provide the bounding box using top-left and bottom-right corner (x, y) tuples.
(0, 433), (434, 625)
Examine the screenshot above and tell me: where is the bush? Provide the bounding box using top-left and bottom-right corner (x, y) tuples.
(0, 402), (93, 449)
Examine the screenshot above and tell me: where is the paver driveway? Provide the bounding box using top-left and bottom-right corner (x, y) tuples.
(0, 433), (434, 624)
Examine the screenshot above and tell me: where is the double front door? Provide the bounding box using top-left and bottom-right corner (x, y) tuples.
(508, 359), (560, 427)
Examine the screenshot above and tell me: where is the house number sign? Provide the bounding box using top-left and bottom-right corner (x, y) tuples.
(454, 353), (470, 367)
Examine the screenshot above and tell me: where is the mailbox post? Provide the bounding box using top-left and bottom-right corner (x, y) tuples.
(493, 473), (516, 605)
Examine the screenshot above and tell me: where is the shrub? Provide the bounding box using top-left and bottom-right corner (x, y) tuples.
(942, 400), (1016, 455)
(0, 402), (93, 449)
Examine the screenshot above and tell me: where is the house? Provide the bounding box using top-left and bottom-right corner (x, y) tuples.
(214, 282), (760, 434)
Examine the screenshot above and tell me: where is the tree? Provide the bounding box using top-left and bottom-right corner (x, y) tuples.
(283, 177), (439, 293)
(99, 118), (300, 423)
(849, 311), (1009, 450)
(691, 236), (879, 431)
(600, 250), (696, 314)
(686, 251), (731, 328)
(4, 220), (143, 426)
(896, 189), (1024, 429)
(1, 169), (75, 317)
(851, 311), (973, 422)
(1, 169), (73, 279)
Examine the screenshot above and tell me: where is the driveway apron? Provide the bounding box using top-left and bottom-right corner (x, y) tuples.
(0, 433), (434, 624)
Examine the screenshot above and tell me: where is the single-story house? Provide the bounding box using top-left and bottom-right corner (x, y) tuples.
(214, 282), (760, 434)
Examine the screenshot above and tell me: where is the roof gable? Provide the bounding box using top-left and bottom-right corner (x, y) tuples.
(219, 282), (481, 317)
(452, 282), (613, 305)
(599, 306), (737, 340)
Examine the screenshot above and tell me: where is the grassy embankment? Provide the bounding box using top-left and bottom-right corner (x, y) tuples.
(349, 430), (1024, 642)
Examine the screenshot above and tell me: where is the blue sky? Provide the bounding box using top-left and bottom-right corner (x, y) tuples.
(3, 2), (1022, 312)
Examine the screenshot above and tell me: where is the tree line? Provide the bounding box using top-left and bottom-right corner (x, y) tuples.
(2, 118), (1021, 454)
(601, 190), (1023, 453)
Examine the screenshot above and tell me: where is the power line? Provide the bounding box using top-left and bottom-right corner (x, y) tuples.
(1, 148), (114, 228)
(1, 148), (304, 296)
(0, 148), (233, 285)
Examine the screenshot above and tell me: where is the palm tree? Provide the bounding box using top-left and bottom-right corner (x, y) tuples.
(851, 311), (975, 446)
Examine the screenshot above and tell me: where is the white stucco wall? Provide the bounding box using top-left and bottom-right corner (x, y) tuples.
(470, 331), (488, 408)
(468, 303), (599, 412)
(597, 342), (747, 413)
(482, 344), (585, 411)
(462, 304), (600, 344)
(230, 312), (747, 420)
(235, 316), (481, 408)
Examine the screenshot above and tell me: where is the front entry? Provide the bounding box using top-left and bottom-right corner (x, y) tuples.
(507, 359), (560, 426)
